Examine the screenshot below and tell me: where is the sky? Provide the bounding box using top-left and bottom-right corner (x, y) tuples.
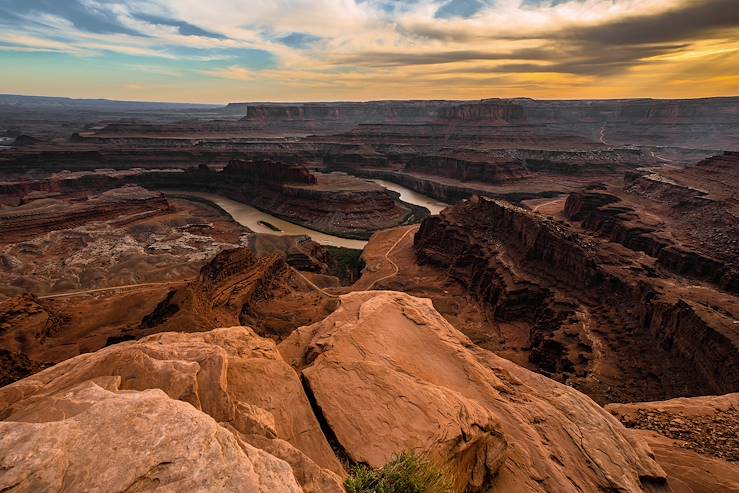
(0, 0), (737, 103)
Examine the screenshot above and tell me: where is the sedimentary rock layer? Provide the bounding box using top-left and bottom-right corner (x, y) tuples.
(413, 196), (739, 403)
(564, 152), (738, 293)
(0, 186), (170, 243)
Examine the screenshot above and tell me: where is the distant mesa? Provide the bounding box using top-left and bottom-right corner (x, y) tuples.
(11, 134), (40, 146)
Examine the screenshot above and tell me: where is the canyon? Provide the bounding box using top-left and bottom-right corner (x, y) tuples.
(0, 96), (737, 492)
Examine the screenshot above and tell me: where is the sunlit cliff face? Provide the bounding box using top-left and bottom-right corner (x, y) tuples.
(0, 0), (737, 102)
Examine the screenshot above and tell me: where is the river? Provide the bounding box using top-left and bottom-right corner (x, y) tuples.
(168, 180), (448, 250)
(367, 179), (449, 215)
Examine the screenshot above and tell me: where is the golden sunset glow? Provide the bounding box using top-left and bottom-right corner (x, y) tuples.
(0, 0), (737, 102)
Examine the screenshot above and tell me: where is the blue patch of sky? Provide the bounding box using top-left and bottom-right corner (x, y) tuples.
(165, 46), (277, 70)
(133, 14), (228, 39)
(276, 32), (322, 49)
(521, 0), (571, 5)
(0, 0), (141, 35)
(435, 0), (486, 19)
(359, 0), (423, 14)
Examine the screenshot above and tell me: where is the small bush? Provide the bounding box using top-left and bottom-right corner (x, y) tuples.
(326, 246), (365, 284)
(344, 452), (453, 493)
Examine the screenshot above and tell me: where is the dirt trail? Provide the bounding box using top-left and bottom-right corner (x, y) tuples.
(533, 198), (564, 213)
(365, 226), (417, 290)
(38, 281), (187, 299)
(42, 226), (417, 302)
(290, 267), (340, 298)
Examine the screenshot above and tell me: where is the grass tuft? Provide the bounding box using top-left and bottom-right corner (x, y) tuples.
(344, 451), (453, 493)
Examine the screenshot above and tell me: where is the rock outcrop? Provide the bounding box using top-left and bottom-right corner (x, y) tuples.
(138, 246), (338, 340)
(607, 393), (739, 493)
(280, 291), (669, 492)
(414, 196), (739, 403)
(140, 247), (288, 332)
(1, 291), (676, 492)
(0, 326), (344, 493)
(0, 294), (63, 386)
(0, 186), (170, 243)
(0, 381), (305, 493)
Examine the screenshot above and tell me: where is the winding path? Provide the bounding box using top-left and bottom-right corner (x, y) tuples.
(38, 281), (187, 299)
(365, 226), (416, 291)
(289, 267), (340, 298)
(532, 198), (564, 213)
(39, 226), (417, 301)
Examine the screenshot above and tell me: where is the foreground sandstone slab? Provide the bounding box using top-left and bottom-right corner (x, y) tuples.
(0, 326), (343, 493)
(1, 291), (680, 492)
(280, 291), (669, 492)
(0, 379), (303, 492)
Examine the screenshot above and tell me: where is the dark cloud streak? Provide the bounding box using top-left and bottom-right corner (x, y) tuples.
(563, 0), (739, 46)
(331, 48), (554, 67)
(365, 0), (738, 77)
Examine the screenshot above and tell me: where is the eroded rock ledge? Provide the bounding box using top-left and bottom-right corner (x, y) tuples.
(1, 291), (671, 492)
(413, 196), (739, 403)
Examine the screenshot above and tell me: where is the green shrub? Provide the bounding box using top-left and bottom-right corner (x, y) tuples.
(325, 246), (365, 284)
(344, 452), (453, 493)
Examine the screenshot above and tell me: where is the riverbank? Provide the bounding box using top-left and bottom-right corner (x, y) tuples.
(162, 177), (448, 249)
(163, 191), (368, 249)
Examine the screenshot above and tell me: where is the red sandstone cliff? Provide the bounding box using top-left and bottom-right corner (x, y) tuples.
(414, 196), (739, 403)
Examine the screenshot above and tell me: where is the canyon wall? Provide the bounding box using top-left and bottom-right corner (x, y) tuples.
(241, 101), (447, 122)
(564, 153), (738, 293)
(0, 186), (170, 243)
(413, 196), (739, 403)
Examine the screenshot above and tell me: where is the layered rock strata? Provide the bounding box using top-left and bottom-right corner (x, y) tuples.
(564, 152), (738, 293)
(0, 162), (417, 239)
(414, 196), (739, 403)
(0, 186), (170, 243)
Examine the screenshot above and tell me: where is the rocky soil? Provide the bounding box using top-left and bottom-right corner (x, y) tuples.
(0, 194), (246, 299)
(608, 394), (739, 462)
(607, 394), (739, 493)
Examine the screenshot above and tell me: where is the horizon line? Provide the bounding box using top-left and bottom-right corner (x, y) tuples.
(2, 92), (739, 107)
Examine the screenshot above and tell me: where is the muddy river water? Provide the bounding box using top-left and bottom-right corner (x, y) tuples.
(168, 179), (449, 249)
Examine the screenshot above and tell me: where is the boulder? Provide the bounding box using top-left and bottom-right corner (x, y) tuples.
(280, 291), (669, 492)
(0, 378), (302, 492)
(0, 326), (344, 493)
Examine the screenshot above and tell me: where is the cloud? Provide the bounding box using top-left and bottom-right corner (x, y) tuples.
(331, 48), (553, 67)
(200, 65), (253, 80)
(0, 0), (737, 100)
(562, 0), (739, 46)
